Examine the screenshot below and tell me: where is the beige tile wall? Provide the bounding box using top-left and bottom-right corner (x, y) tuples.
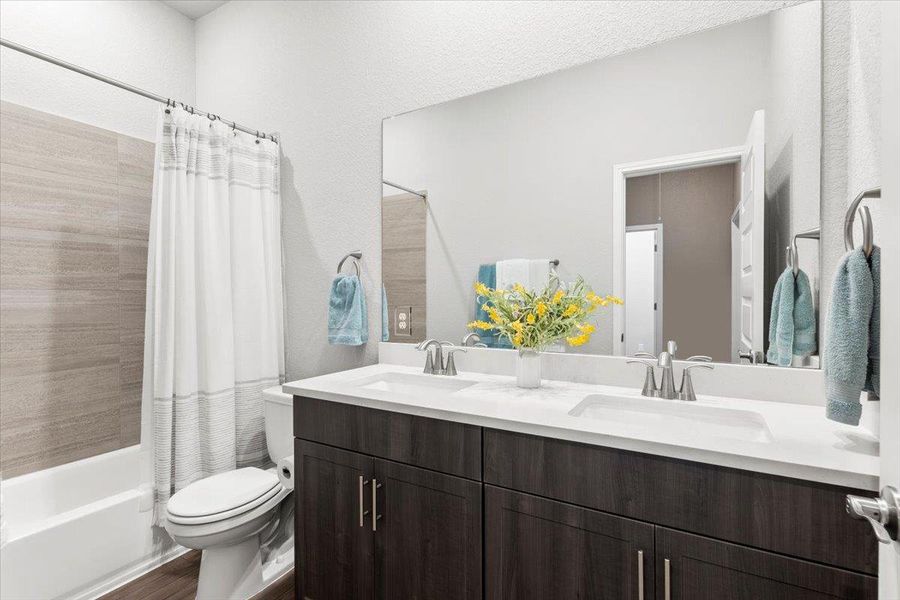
(0, 101), (154, 478)
(382, 193), (426, 344)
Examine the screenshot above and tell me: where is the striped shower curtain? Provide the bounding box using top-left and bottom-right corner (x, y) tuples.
(142, 107), (284, 519)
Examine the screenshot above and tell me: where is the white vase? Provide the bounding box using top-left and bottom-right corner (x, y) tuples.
(516, 349), (542, 388)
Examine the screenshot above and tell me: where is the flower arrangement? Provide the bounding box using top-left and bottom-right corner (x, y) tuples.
(467, 276), (622, 351)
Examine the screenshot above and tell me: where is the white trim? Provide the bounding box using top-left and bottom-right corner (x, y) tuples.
(612, 146), (743, 355)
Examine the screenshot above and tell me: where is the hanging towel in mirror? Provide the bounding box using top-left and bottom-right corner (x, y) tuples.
(864, 247), (880, 397)
(329, 274), (368, 345)
(381, 284), (390, 342)
(766, 268), (816, 366)
(824, 248), (873, 425)
(475, 264), (498, 347)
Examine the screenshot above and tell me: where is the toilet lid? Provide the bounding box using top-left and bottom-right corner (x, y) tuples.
(167, 467), (280, 520)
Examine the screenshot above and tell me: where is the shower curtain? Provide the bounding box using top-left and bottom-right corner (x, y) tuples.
(143, 107), (284, 518)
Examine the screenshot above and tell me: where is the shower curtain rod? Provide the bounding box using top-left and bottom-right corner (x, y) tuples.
(0, 37), (278, 143)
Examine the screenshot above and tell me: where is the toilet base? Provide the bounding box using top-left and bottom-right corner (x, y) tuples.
(196, 536), (263, 600)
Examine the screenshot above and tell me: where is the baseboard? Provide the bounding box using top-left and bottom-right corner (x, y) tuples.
(74, 545), (189, 600)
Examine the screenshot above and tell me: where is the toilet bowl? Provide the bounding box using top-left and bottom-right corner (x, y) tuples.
(164, 386), (294, 600)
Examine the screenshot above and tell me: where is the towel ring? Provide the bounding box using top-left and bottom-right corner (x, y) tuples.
(844, 188), (879, 257)
(337, 251), (362, 277)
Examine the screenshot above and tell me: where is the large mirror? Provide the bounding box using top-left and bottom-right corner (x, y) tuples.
(382, 2), (822, 367)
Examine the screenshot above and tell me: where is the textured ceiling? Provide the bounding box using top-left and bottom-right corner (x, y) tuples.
(162, 0), (227, 20)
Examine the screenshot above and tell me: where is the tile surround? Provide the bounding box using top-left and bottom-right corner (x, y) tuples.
(0, 101), (155, 477)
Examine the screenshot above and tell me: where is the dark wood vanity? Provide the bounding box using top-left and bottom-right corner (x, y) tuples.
(293, 395), (878, 599)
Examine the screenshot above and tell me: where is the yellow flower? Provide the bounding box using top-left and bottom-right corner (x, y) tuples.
(513, 332), (524, 346)
(577, 323), (596, 334)
(488, 307), (503, 324)
(566, 333), (589, 347)
(552, 290), (565, 304)
(536, 302), (547, 317)
(467, 320), (494, 331)
(526, 313), (536, 324)
(511, 321), (524, 332)
(563, 304), (579, 318)
(513, 283), (526, 295)
(475, 282), (490, 296)
(609, 295), (624, 305)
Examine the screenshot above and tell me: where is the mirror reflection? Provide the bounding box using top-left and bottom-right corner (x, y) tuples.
(382, 2), (822, 367)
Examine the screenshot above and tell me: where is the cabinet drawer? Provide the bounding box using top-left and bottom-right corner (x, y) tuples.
(294, 395), (481, 480)
(483, 429), (877, 574)
(657, 527), (877, 600)
(485, 485), (654, 600)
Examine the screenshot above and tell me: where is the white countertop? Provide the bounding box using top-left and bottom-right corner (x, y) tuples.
(283, 363), (880, 490)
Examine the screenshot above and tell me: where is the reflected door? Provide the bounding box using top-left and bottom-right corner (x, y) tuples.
(736, 110), (766, 363)
(625, 226), (662, 356)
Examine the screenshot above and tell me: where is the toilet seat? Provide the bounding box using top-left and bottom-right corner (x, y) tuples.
(167, 467), (281, 525)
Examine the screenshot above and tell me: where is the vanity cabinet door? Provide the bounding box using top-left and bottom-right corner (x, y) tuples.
(296, 440), (374, 600)
(373, 458), (482, 600)
(655, 527), (877, 600)
(485, 485), (654, 600)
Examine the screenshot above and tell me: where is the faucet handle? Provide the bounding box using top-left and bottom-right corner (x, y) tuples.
(679, 363), (714, 401)
(686, 355), (712, 362)
(444, 348), (467, 376)
(627, 359), (658, 397)
(633, 351), (656, 360)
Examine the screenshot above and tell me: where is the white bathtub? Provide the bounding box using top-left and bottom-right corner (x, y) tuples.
(0, 446), (182, 600)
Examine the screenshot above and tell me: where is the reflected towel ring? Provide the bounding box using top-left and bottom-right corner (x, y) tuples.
(337, 251), (363, 277)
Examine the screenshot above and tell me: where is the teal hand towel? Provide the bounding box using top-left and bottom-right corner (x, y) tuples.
(381, 284), (390, 342)
(766, 268), (816, 366)
(825, 248), (873, 425)
(328, 274), (368, 345)
(865, 247), (880, 397)
(475, 264), (498, 347)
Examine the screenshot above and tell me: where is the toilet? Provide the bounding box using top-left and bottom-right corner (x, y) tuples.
(164, 386), (294, 600)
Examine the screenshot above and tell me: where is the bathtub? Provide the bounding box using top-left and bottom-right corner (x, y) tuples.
(0, 446), (183, 600)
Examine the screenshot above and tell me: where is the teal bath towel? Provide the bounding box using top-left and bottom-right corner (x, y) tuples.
(328, 274), (369, 345)
(865, 247), (880, 397)
(824, 248), (873, 425)
(766, 268), (817, 366)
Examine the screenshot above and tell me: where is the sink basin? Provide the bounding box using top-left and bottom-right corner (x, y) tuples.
(568, 394), (773, 443)
(350, 372), (477, 396)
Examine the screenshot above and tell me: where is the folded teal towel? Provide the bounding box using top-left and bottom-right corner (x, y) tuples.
(825, 248), (873, 425)
(475, 264), (499, 347)
(766, 267), (816, 366)
(328, 274), (368, 345)
(865, 247), (880, 397)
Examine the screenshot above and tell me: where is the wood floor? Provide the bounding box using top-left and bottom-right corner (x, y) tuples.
(98, 551), (294, 600)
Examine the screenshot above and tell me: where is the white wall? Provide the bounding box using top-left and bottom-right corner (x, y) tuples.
(195, 0), (802, 379)
(0, 0), (195, 141)
(383, 16), (772, 354)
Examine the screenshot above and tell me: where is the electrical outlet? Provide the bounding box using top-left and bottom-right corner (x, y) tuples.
(394, 306), (412, 337)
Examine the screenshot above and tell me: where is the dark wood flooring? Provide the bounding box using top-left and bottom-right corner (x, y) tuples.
(98, 550), (294, 600)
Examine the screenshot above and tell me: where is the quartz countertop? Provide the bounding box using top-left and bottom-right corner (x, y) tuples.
(283, 363), (879, 490)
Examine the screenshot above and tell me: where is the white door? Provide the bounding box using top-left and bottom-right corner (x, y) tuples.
(625, 226), (662, 356)
(878, 2), (899, 594)
(736, 110), (765, 363)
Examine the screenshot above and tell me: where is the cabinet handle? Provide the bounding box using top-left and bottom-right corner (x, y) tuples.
(637, 550), (644, 600)
(664, 558), (671, 600)
(358, 476), (370, 528)
(372, 478), (383, 531)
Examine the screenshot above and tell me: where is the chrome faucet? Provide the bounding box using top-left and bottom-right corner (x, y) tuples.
(416, 339), (464, 375)
(628, 341), (712, 401)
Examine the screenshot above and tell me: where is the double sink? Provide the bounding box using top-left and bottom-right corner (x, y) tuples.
(351, 371), (773, 444)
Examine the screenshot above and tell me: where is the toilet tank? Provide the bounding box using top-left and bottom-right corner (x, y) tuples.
(263, 386), (293, 462)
